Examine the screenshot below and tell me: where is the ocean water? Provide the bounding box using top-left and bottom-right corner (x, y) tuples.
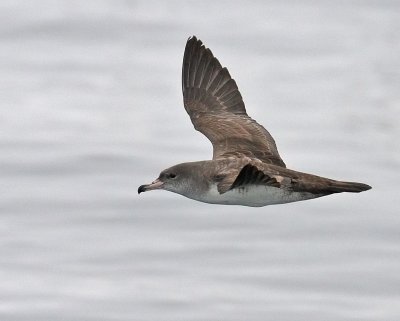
(1, 1), (399, 320)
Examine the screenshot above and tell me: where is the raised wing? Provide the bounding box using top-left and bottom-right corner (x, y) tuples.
(182, 36), (286, 167)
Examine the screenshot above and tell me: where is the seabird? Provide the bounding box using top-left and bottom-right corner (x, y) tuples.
(138, 36), (371, 207)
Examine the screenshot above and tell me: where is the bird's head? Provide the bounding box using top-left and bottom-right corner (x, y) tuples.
(138, 163), (199, 196)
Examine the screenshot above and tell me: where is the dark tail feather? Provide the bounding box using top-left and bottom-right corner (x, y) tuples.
(327, 181), (372, 193)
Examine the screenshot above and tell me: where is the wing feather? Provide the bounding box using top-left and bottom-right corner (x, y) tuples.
(182, 36), (286, 167)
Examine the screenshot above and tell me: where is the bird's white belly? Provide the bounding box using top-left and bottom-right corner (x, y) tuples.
(194, 184), (317, 207)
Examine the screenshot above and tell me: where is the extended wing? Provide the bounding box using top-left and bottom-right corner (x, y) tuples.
(182, 36), (286, 167)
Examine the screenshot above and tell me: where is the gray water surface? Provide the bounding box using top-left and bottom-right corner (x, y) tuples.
(1, 1), (400, 320)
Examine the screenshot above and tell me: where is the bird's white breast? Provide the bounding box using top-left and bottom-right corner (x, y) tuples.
(193, 184), (317, 207)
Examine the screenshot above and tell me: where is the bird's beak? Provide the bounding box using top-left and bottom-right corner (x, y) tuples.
(138, 178), (164, 194)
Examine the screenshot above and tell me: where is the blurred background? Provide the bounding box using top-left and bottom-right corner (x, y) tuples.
(1, 0), (399, 320)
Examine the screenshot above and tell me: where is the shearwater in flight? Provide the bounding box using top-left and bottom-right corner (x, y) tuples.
(138, 36), (371, 207)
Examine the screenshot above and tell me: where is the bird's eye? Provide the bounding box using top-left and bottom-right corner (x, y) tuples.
(169, 173), (176, 179)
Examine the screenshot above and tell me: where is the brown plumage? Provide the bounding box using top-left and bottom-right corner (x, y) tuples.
(138, 36), (371, 207)
(182, 36), (286, 167)
(214, 157), (371, 195)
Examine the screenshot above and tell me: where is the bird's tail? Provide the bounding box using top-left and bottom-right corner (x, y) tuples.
(326, 180), (371, 193)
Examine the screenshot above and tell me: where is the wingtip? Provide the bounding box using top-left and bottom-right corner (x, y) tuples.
(364, 184), (372, 191)
(355, 182), (372, 192)
(187, 35), (201, 45)
(329, 181), (372, 193)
